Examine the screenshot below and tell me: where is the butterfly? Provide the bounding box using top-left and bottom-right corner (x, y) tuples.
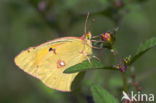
(14, 13), (93, 92)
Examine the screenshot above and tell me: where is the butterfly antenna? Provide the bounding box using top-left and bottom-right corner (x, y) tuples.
(84, 12), (90, 34)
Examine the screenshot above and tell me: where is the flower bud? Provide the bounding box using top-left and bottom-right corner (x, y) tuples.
(100, 32), (111, 42)
(114, 0), (124, 8)
(38, 1), (46, 12)
(124, 55), (131, 64)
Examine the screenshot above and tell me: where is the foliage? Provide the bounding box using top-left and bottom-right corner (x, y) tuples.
(0, 0), (156, 103)
(129, 37), (156, 65)
(64, 58), (117, 73)
(91, 84), (118, 103)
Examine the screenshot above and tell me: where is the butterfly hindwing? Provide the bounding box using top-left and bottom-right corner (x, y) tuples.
(37, 39), (91, 91)
(15, 35), (92, 92)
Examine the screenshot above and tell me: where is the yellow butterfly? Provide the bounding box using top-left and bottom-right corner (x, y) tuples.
(14, 30), (92, 92)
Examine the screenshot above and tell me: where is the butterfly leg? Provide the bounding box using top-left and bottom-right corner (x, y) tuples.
(92, 35), (99, 39)
(81, 51), (102, 67)
(83, 53), (102, 67)
(91, 40), (104, 43)
(87, 43), (102, 49)
(86, 55), (92, 65)
(92, 55), (101, 62)
(80, 51), (92, 65)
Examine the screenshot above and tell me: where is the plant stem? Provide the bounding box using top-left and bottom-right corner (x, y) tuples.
(122, 72), (128, 93)
(111, 47), (128, 93)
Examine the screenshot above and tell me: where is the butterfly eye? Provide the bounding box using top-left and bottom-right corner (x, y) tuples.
(86, 32), (91, 40)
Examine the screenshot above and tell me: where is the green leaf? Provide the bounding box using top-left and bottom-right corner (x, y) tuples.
(64, 58), (117, 73)
(109, 77), (123, 88)
(91, 84), (118, 103)
(71, 72), (86, 91)
(129, 37), (156, 65)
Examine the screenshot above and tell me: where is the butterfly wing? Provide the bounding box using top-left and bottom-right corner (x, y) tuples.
(14, 38), (74, 78)
(15, 37), (92, 91)
(38, 38), (92, 91)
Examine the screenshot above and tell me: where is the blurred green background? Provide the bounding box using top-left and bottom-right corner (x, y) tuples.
(0, 0), (156, 103)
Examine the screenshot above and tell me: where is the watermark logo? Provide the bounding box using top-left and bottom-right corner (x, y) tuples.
(121, 91), (154, 102)
(121, 91), (131, 101)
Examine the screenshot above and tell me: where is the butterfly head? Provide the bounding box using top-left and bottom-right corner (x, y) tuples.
(85, 32), (92, 40)
(81, 32), (92, 40)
